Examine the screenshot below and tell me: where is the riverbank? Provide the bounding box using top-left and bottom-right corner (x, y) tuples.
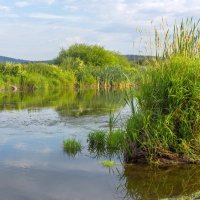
(86, 19), (200, 166)
(0, 62), (135, 92)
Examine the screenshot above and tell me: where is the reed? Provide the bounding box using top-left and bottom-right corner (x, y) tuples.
(125, 18), (200, 164)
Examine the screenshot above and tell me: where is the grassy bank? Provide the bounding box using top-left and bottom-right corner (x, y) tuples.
(88, 19), (200, 165)
(0, 62), (76, 91)
(0, 44), (137, 91)
(124, 19), (200, 164)
(125, 55), (200, 164)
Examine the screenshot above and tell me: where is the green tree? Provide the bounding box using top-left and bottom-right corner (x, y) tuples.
(55, 43), (130, 68)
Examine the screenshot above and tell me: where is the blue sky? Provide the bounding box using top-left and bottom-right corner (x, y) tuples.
(0, 0), (200, 60)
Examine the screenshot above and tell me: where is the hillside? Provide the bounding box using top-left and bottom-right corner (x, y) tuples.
(0, 56), (53, 64)
(0, 54), (149, 64)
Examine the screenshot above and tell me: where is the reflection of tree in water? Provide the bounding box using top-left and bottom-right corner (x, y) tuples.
(114, 164), (200, 200)
(0, 89), (126, 117)
(56, 89), (126, 117)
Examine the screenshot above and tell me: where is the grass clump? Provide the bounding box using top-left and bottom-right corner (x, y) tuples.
(63, 139), (82, 157)
(124, 19), (200, 164)
(87, 131), (106, 157)
(100, 160), (116, 167)
(106, 130), (126, 154)
(87, 129), (126, 158)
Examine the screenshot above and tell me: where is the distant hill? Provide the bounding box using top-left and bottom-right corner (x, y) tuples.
(0, 56), (30, 63)
(0, 54), (151, 64)
(124, 55), (153, 61)
(0, 56), (54, 64)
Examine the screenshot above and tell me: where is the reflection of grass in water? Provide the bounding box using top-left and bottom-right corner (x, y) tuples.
(115, 165), (200, 200)
(63, 139), (82, 157)
(0, 89), (126, 117)
(87, 131), (106, 158)
(0, 90), (76, 110)
(87, 130), (126, 159)
(163, 190), (200, 200)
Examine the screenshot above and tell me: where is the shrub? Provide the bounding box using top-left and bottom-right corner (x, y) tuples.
(55, 43), (131, 67)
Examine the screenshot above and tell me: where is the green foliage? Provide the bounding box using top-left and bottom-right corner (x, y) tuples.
(56, 43), (130, 67)
(63, 139), (82, 157)
(165, 18), (200, 58)
(0, 44), (135, 90)
(87, 130), (126, 158)
(87, 131), (106, 156)
(125, 55), (200, 163)
(124, 19), (200, 164)
(0, 62), (76, 91)
(153, 18), (200, 59)
(106, 130), (126, 154)
(54, 43), (135, 88)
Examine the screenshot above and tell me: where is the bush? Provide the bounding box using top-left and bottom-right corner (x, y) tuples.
(55, 43), (131, 67)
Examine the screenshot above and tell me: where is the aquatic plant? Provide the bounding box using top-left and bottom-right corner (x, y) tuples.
(108, 111), (118, 133)
(106, 130), (126, 154)
(87, 131), (106, 157)
(87, 129), (126, 158)
(63, 139), (82, 157)
(162, 18), (200, 58)
(100, 160), (116, 167)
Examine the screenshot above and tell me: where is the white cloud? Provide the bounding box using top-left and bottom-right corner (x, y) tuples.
(1, 0), (200, 59)
(15, 1), (30, 8)
(64, 5), (78, 12)
(0, 4), (10, 13)
(46, 0), (55, 5)
(29, 13), (66, 20)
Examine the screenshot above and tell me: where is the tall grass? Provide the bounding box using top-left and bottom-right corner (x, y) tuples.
(0, 62), (135, 91)
(164, 18), (200, 58)
(125, 18), (200, 164)
(0, 63), (76, 91)
(152, 18), (200, 59)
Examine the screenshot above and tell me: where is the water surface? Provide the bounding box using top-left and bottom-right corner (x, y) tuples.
(0, 90), (199, 200)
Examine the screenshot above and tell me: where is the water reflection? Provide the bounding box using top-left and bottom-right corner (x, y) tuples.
(115, 164), (200, 200)
(0, 89), (126, 117)
(1, 89), (200, 200)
